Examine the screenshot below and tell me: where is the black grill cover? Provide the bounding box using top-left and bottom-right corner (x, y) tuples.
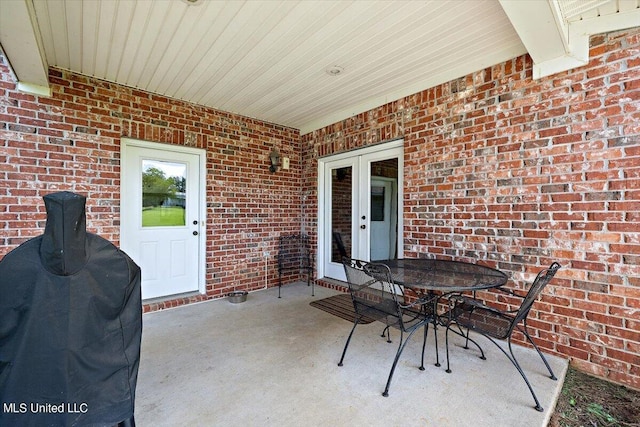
(0, 192), (142, 426)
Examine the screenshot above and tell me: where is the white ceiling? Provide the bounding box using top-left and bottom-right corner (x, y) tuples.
(1, 0), (639, 134)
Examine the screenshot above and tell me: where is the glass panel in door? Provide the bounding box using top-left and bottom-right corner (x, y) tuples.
(142, 160), (187, 227)
(331, 166), (352, 263)
(369, 158), (398, 261)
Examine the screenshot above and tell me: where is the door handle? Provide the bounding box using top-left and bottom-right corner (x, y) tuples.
(193, 231), (199, 236)
(360, 225), (366, 229)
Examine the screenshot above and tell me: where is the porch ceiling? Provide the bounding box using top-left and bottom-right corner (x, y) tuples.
(1, 0), (638, 134)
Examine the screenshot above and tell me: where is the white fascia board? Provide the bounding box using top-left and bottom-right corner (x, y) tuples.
(17, 81), (52, 97)
(0, 0), (50, 95)
(498, 0), (569, 64)
(535, 7), (640, 79)
(570, 8), (640, 39)
(501, 0), (640, 79)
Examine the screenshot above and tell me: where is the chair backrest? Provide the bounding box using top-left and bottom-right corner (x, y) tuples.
(361, 262), (403, 304)
(512, 262), (561, 327)
(342, 258), (399, 318)
(342, 257), (374, 295)
(364, 262), (420, 330)
(277, 233), (312, 269)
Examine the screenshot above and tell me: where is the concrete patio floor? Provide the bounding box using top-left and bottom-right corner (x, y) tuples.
(136, 282), (568, 426)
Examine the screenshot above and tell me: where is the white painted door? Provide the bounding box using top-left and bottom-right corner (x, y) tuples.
(319, 141), (403, 281)
(121, 140), (204, 300)
(323, 157), (358, 279)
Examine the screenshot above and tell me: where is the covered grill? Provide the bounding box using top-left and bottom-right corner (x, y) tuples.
(0, 191), (142, 426)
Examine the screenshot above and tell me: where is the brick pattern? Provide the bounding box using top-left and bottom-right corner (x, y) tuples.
(304, 29), (640, 389)
(0, 58), (301, 312)
(1, 26), (639, 390)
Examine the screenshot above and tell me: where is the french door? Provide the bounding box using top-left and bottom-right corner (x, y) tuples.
(121, 139), (206, 300)
(318, 140), (403, 281)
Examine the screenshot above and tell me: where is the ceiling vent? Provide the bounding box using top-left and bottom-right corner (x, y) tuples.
(555, 0), (611, 21)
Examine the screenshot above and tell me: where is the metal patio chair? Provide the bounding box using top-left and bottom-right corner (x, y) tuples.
(338, 258), (432, 397)
(276, 233), (314, 298)
(443, 262), (561, 411)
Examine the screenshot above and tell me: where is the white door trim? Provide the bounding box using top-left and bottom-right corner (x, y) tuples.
(120, 138), (207, 297)
(317, 139), (404, 280)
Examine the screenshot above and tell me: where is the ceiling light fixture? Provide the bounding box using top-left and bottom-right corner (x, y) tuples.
(181, 0), (204, 5)
(325, 66), (344, 76)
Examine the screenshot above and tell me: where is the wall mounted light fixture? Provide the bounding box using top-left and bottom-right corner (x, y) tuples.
(269, 147), (280, 173)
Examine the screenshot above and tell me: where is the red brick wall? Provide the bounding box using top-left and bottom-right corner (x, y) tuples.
(2, 27), (639, 390)
(0, 56), (301, 311)
(303, 29), (640, 389)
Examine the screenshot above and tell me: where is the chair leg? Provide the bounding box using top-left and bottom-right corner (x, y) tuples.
(338, 319), (360, 366)
(445, 324), (485, 373)
(383, 329), (405, 397)
(520, 325), (557, 380)
(506, 338), (545, 412)
(463, 327), (485, 360)
(432, 318), (440, 367)
(382, 328), (420, 397)
(445, 325), (452, 373)
(278, 270), (282, 298)
(419, 323), (427, 371)
(463, 334), (485, 355)
(383, 325), (392, 343)
(310, 270), (315, 296)
(445, 327), (544, 411)
(307, 268), (315, 296)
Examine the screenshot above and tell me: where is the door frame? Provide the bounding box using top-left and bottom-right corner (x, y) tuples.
(317, 139), (404, 280)
(120, 138), (207, 297)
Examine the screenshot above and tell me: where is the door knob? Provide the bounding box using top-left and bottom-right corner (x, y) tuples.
(193, 231), (199, 236)
(360, 225), (366, 229)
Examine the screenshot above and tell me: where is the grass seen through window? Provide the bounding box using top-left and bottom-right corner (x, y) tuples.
(142, 206), (185, 227)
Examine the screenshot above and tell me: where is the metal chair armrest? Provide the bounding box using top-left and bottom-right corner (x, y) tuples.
(495, 286), (526, 299)
(399, 293), (436, 310)
(447, 294), (504, 317)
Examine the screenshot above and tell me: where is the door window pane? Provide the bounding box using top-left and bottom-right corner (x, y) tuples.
(370, 158), (399, 260)
(371, 186), (385, 221)
(141, 160), (186, 227)
(331, 167), (352, 262)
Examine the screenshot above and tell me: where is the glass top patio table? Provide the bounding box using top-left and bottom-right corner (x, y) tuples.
(379, 258), (508, 293)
